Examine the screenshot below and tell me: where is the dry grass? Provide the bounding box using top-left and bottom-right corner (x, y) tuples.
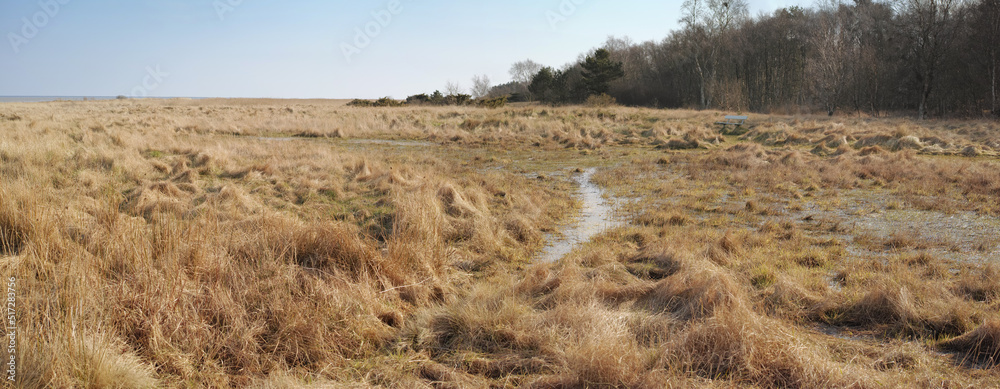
(1, 99), (998, 387)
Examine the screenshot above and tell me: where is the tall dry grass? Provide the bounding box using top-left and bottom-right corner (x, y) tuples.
(1, 100), (998, 387)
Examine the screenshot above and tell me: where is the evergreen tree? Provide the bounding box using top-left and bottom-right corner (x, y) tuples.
(581, 49), (625, 96)
(529, 67), (558, 103)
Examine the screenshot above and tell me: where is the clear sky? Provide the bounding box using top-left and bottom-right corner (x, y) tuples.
(0, 0), (805, 99)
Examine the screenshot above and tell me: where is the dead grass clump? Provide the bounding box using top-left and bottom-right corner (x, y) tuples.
(955, 263), (1000, 302)
(635, 210), (691, 227)
(226, 163), (278, 179)
(19, 330), (160, 389)
(417, 360), (483, 388)
(516, 266), (562, 298)
(171, 167), (198, 183)
(830, 283), (920, 328)
(377, 310), (403, 328)
(149, 160), (171, 174)
(626, 246), (685, 280)
(707, 229), (756, 265)
(940, 321), (1000, 367)
(821, 134), (849, 149)
(504, 215), (542, 245)
(796, 248), (831, 268)
(897, 135), (924, 150)
(661, 311), (855, 387)
(811, 144), (833, 156)
(962, 145), (982, 157)
(0, 193), (28, 255)
(637, 264), (747, 320)
(121, 181), (192, 218)
(856, 134), (923, 151)
(559, 328), (654, 387)
(197, 185), (264, 217)
(424, 293), (548, 359)
(858, 146), (888, 156)
(882, 231), (926, 251)
(661, 138), (700, 150)
(779, 150), (805, 166)
(824, 279), (974, 337)
(714, 143), (769, 169)
(438, 184), (480, 217)
(759, 277), (823, 319)
(832, 143), (855, 156)
(873, 343), (922, 371)
(290, 222), (382, 278)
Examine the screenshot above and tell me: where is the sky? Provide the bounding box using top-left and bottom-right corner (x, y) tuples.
(0, 0), (806, 99)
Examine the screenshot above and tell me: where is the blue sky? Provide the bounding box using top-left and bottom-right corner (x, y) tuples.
(0, 0), (806, 99)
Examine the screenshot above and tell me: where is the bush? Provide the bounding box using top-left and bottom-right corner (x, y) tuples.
(404, 92), (476, 106)
(585, 93), (617, 107)
(406, 93), (430, 105)
(347, 97), (406, 107)
(476, 96), (508, 109)
(446, 94), (473, 106)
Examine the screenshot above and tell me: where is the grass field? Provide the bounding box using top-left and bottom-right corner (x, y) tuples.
(1, 99), (1000, 387)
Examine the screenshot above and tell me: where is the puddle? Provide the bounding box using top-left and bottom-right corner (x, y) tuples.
(343, 139), (436, 147)
(788, 198), (1000, 263)
(537, 168), (623, 262)
(254, 136), (300, 141)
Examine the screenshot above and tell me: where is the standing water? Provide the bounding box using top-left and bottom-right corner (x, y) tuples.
(537, 168), (622, 262)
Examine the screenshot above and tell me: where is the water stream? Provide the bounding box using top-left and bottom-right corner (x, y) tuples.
(251, 136), (437, 148)
(537, 168), (623, 262)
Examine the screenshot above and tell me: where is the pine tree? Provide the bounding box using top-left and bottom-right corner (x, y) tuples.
(581, 49), (625, 96)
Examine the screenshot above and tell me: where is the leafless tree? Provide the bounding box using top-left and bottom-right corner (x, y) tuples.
(895, 0), (964, 119)
(444, 80), (464, 96)
(808, 4), (849, 114)
(971, 0), (1000, 115)
(679, 0), (749, 108)
(509, 59), (543, 99)
(509, 59), (542, 85)
(470, 74), (491, 98)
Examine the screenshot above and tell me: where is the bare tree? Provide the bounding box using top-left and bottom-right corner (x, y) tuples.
(509, 59), (543, 99)
(895, 0), (963, 119)
(509, 59), (543, 85)
(470, 74), (491, 98)
(679, 0), (749, 108)
(971, 0), (1000, 115)
(444, 80), (464, 96)
(808, 5), (849, 114)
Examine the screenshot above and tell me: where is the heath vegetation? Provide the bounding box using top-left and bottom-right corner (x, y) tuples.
(1, 99), (999, 387)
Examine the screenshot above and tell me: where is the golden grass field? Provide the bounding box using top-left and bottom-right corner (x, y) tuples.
(1, 99), (1000, 387)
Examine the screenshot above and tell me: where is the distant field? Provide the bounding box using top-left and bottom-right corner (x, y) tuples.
(1, 99), (999, 387)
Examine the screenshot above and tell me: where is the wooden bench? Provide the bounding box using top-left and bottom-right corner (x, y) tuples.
(715, 115), (748, 132)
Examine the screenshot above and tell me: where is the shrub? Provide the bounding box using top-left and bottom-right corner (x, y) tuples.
(406, 93), (430, 105)
(476, 96), (508, 109)
(446, 94), (473, 106)
(347, 97), (405, 107)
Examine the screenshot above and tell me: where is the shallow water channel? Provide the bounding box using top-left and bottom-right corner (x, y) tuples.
(246, 134), (621, 262)
(252, 136), (436, 148)
(537, 168), (623, 262)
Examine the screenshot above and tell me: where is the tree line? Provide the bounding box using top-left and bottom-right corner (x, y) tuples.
(494, 0), (999, 118)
